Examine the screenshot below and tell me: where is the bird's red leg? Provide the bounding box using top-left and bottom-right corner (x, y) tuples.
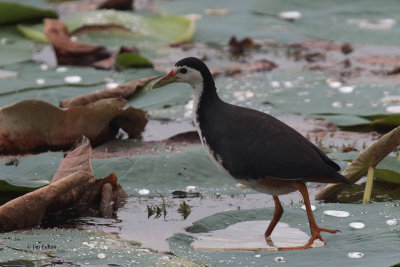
(289, 182), (340, 249)
(264, 195), (283, 238)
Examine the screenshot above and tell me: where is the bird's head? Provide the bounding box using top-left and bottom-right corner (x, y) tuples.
(153, 57), (214, 90)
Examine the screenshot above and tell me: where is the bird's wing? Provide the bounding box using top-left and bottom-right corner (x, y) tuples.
(204, 103), (341, 181)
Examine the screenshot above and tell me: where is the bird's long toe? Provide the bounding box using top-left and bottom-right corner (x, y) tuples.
(319, 227), (341, 234)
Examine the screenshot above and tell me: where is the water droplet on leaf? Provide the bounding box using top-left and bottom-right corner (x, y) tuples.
(347, 252), (364, 259)
(386, 105), (400, 113)
(138, 189), (150, 195)
(36, 78), (45, 85)
(64, 75), (82, 84)
(279, 11), (302, 21)
(323, 210), (350, 217)
(386, 219), (397, 226)
(274, 256), (286, 262)
(349, 222), (365, 229)
(97, 253), (106, 259)
(56, 67), (68, 73)
(301, 204), (316, 211)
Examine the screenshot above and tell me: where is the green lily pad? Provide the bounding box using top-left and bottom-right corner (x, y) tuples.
(0, 228), (199, 266)
(0, 152), (62, 192)
(92, 146), (249, 197)
(115, 52), (153, 69)
(252, 0), (400, 46)
(0, 0), (57, 25)
(329, 151), (400, 184)
(18, 10), (195, 55)
(260, 69), (400, 128)
(169, 203), (400, 266)
(0, 27), (35, 66)
(157, 0), (304, 44)
(0, 145), (251, 197)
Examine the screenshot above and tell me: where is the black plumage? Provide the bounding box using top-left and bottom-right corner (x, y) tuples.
(156, 57), (350, 249)
(176, 57), (349, 184)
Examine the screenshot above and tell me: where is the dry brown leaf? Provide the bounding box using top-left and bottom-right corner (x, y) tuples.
(60, 76), (158, 108)
(0, 136), (128, 230)
(212, 59), (277, 77)
(0, 98), (147, 153)
(47, 136), (95, 212)
(98, 0), (133, 10)
(228, 36), (261, 55)
(44, 19), (111, 66)
(0, 170), (93, 231)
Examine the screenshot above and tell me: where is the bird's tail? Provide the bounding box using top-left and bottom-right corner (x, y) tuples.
(331, 172), (351, 184)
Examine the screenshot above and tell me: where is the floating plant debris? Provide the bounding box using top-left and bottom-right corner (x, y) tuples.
(177, 200), (191, 219)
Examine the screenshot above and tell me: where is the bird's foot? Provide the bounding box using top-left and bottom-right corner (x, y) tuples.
(304, 226), (340, 248)
(278, 226), (340, 251)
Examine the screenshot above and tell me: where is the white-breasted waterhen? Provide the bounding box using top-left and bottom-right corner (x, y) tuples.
(153, 57), (351, 250)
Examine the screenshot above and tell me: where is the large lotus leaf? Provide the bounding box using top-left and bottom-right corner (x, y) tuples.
(157, 0), (304, 44)
(0, 152), (62, 192)
(329, 152), (400, 184)
(0, 228), (200, 266)
(0, 62), (158, 107)
(261, 69), (400, 128)
(0, 146), (250, 197)
(0, 0), (57, 25)
(169, 203), (400, 266)
(0, 27), (35, 66)
(92, 146), (251, 197)
(18, 10), (195, 54)
(252, 0), (400, 46)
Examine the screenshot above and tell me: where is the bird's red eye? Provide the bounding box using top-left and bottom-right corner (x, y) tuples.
(167, 69), (174, 77)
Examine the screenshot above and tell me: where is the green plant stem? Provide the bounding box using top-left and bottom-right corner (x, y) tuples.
(363, 166), (375, 204)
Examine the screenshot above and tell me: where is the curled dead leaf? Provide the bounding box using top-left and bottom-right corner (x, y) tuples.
(0, 136), (128, 230)
(0, 170), (93, 231)
(60, 76), (158, 108)
(44, 19), (111, 66)
(212, 59), (277, 77)
(47, 136), (95, 212)
(98, 0), (133, 10)
(0, 98), (147, 153)
(228, 36), (260, 56)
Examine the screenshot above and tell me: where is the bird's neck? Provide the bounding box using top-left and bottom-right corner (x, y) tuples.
(192, 80), (219, 113)
(192, 81), (221, 137)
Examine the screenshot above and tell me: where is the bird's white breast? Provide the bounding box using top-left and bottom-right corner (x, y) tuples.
(192, 84), (230, 176)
